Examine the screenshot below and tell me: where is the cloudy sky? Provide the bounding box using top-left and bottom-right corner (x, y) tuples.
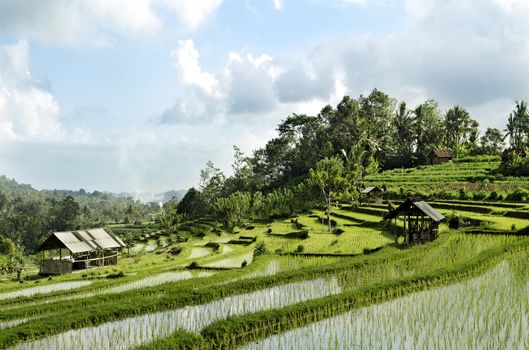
(0, 0), (527, 193)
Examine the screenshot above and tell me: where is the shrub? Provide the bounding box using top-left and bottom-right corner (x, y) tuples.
(106, 271), (125, 279)
(241, 260), (248, 268)
(487, 191), (501, 201)
(506, 188), (529, 202)
(472, 190), (488, 201)
(168, 246), (182, 255)
(187, 261), (199, 269)
(205, 242), (220, 251)
(458, 188), (469, 200)
(448, 215), (461, 230)
(267, 228), (272, 234)
(330, 239), (338, 246)
(253, 241), (268, 258)
(295, 244), (304, 253)
(332, 228), (345, 235)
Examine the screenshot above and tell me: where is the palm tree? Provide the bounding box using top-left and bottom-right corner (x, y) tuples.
(395, 102), (414, 154)
(504, 101), (529, 150)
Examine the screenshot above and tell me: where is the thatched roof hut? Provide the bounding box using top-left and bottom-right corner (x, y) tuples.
(384, 198), (444, 244)
(39, 228), (126, 275)
(427, 150), (452, 165)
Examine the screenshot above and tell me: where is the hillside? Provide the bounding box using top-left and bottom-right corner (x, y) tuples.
(2, 158), (529, 349)
(366, 155), (529, 199)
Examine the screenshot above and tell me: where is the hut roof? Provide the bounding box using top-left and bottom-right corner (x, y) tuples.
(39, 228), (126, 253)
(361, 186), (383, 194)
(384, 198), (445, 222)
(429, 150), (452, 158)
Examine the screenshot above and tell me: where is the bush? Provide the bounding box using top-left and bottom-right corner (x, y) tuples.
(253, 241), (268, 258)
(204, 242), (220, 251)
(106, 271), (125, 279)
(487, 191), (501, 201)
(458, 188), (470, 200)
(168, 246), (182, 255)
(506, 188), (529, 202)
(295, 245), (304, 253)
(448, 215), (461, 230)
(332, 228), (345, 235)
(187, 261), (199, 269)
(472, 190), (488, 201)
(267, 228), (272, 234)
(241, 260), (248, 268)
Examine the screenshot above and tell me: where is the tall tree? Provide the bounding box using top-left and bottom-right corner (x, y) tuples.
(413, 100), (444, 163)
(308, 156), (349, 232)
(480, 128), (504, 155)
(504, 101), (529, 150)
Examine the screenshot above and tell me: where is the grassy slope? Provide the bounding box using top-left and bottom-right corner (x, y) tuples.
(3, 158), (529, 349)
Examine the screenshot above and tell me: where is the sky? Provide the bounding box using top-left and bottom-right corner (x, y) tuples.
(0, 0), (528, 193)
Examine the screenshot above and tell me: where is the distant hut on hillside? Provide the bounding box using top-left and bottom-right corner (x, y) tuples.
(427, 150), (452, 165)
(38, 228), (126, 275)
(384, 197), (444, 245)
(360, 186), (384, 204)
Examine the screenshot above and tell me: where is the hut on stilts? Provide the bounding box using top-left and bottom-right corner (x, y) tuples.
(384, 197), (444, 244)
(38, 228), (126, 275)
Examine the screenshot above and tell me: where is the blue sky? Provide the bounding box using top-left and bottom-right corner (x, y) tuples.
(0, 0), (527, 193)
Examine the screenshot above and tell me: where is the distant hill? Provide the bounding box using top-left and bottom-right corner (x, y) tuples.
(115, 189), (187, 204)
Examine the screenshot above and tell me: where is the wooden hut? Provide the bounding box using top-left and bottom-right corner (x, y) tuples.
(384, 198), (444, 244)
(427, 150), (452, 165)
(38, 228), (126, 275)
(361, 186), (384, 204)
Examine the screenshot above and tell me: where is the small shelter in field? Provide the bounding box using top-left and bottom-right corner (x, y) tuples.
(361, 186), (384, 204)
(427, 150), (452, 165)
(384, 197), (444, 245)
(38, 228), (126, 275)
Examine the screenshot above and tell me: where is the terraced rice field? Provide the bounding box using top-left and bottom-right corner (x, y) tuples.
(3, 195), (529, 350)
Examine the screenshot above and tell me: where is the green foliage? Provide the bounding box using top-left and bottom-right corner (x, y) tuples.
(212, 191), (252, 230)
(309, 156), (349, 232)
(506, 188), (529, 201)
(177, 188), (206, 219)
(0, 236), (16, 255)
(253, 242), (268, 258)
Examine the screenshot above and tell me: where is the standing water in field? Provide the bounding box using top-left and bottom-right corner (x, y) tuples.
(241, 261), (529, 349)
(9, 277), (341, 350)
(0, 281), (92, 300)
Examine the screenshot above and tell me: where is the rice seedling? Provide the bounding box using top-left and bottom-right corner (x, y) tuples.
(9, 277), (341, 350)
(0, 317), (42, 331)
(0, 281), (92, 301)
(240, 260), (529, 350)
(202, 253), (254, 269)
(188, 247), (212, 259)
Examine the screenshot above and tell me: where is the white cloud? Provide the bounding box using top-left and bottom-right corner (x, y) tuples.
(173, 40), (220, 95)
(0, 41), (63, 141)
(0, 0), (222, 45)
(273, 0), (283, 10)
(161, 0), (223, 30)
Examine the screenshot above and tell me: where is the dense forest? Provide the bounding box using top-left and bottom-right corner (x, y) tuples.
(0, 176), (159, 260)
(166, 89), (529, 232)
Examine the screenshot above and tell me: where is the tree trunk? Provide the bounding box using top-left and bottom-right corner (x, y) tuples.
(327, 197), (332, 232)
